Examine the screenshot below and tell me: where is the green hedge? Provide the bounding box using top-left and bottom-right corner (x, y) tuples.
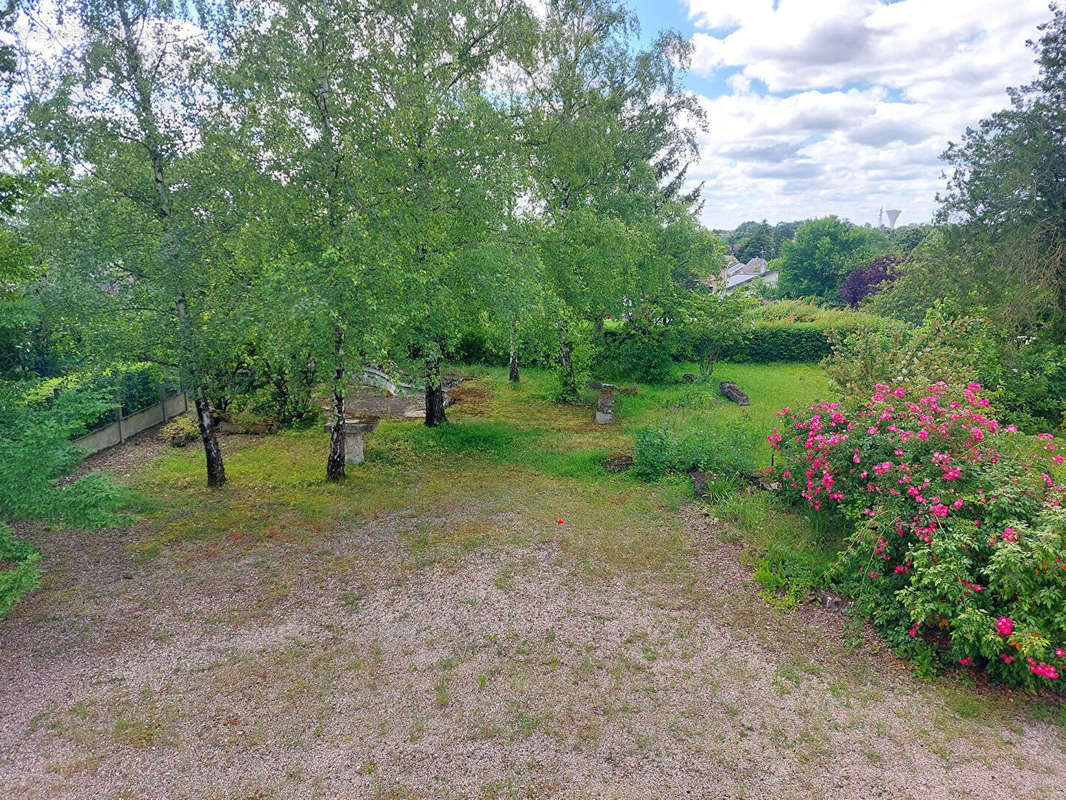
(724, 318), (903, 363)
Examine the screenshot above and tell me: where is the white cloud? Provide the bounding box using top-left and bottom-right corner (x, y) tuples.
(681, 0), (1052, 228)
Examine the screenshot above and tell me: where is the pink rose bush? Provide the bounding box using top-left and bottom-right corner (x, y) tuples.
(771, 382), (1066, 688)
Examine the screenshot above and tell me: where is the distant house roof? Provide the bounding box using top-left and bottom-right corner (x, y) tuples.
(725, 272), (761, 290)
(725, 270), (779, 291)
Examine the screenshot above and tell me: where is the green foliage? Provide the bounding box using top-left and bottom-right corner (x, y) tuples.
(0, 380), (133, 616)
(0, 522), (41, 619)
(938, 5), (1066, 338)
(594, 293), (753, 382)
(889, 224), (933, 253)
(727, 322), (838, 362)
(632, 423), (758, 481)
(716, 489), (837, 610)
(598, 327), (675, 384)
(824, 306), (1066, 432)
(822, 310), (985, 398)
(868, 229), (1028, 328)
(162, 414), (200, 447)
(0, 382), (131, 529)
(776, 217), (891, 301)
(983, 341), (1066, 430)
(722, 303), (901, 363)
(452, 308), (562, 370)
(726, 219), (801, 262)
(732, 220), (774, 262)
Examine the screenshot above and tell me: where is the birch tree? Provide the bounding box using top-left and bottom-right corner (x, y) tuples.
(523, 0), (705, 343)
(222, 0), (402, 479)
(18, 0), (234, 486)
(374, 0), (531, 426)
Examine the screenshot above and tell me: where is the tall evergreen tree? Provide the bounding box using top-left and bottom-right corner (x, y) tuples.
(939, 2), (1066, 338)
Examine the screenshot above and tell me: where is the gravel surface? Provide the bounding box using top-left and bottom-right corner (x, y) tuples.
(2, 499), (1063, 798)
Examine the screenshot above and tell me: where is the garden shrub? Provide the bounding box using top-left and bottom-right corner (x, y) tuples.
(0, 383), (123, 521)
(450, 310), (566, 370)
(595, 324), (676, 383)
(163, 414), (200, 447)
(822, 312), (987, 399)
(0, 522), (41, 618)
(25, 363), (170, 431)
(824, 308), (1066, 432)
(978, 339), (1066, 432)
(771, 381), (1066, 688)
(633, 423), (758, 481)
(595, 293), (753, 382)
(0, 382), (132, 616)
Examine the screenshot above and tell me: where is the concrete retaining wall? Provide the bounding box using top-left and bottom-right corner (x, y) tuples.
(73, 393), (190, 455)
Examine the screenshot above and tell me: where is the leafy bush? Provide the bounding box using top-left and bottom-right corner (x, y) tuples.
(823, 308), (1066, 432)
(978, 339), (1066, 431)
(595, 323), (675, 383)
(633, 423), (758, 481)
(0, 381), (133, 616)
(595, 294), (754, 382)
(26, 363), (170, 431)
(163, 414), (200, 447)
(450, 310), (568, 371)
(771, 382), (1066, 688)
(822, 311), (987, 399)
(0, 382), (129, 524)
(0, 522), (41, 618)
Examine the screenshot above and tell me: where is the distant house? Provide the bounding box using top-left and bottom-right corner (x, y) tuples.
(712, 257), (778, 293)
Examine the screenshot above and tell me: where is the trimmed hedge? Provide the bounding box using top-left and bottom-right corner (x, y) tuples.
(724, 315), (905, 364)
(723, 321), (832, 362)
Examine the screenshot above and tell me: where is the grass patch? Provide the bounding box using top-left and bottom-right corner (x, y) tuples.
(715, 490), (839, 609)
(129, 362), (831, 587)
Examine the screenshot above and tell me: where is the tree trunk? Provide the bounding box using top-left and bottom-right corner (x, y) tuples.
(425, 355), (446, 427)
(195, 385), (226, 488)
(326, 331), (346, 481)
(326, 386), (346, 481)
(593, 316), (604, 334)
(508, 314), (520, 383)
(558, 337), (578, 403)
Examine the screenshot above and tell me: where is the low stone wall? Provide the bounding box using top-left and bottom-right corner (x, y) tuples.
(73, 393), (190, 455)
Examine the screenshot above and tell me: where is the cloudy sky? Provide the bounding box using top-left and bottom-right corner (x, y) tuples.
(626, 0), (1053, 230)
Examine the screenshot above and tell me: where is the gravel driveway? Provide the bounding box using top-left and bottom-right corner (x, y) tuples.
(2, 493), (1064, 800)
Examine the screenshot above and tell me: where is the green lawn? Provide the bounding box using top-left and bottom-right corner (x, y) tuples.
(135, 362), (838, 600)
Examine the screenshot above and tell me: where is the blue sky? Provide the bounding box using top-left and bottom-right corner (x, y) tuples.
(621, 0), (1052, 230)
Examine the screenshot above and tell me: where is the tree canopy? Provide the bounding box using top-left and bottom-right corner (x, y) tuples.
(939, 3), (1066, 338)
(775, 216), (889, 301)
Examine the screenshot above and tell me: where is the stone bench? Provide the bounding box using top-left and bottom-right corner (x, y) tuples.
(324, 415), (380, 464)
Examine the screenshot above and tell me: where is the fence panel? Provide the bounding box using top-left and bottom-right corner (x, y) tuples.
(73, 393), (190, 455)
